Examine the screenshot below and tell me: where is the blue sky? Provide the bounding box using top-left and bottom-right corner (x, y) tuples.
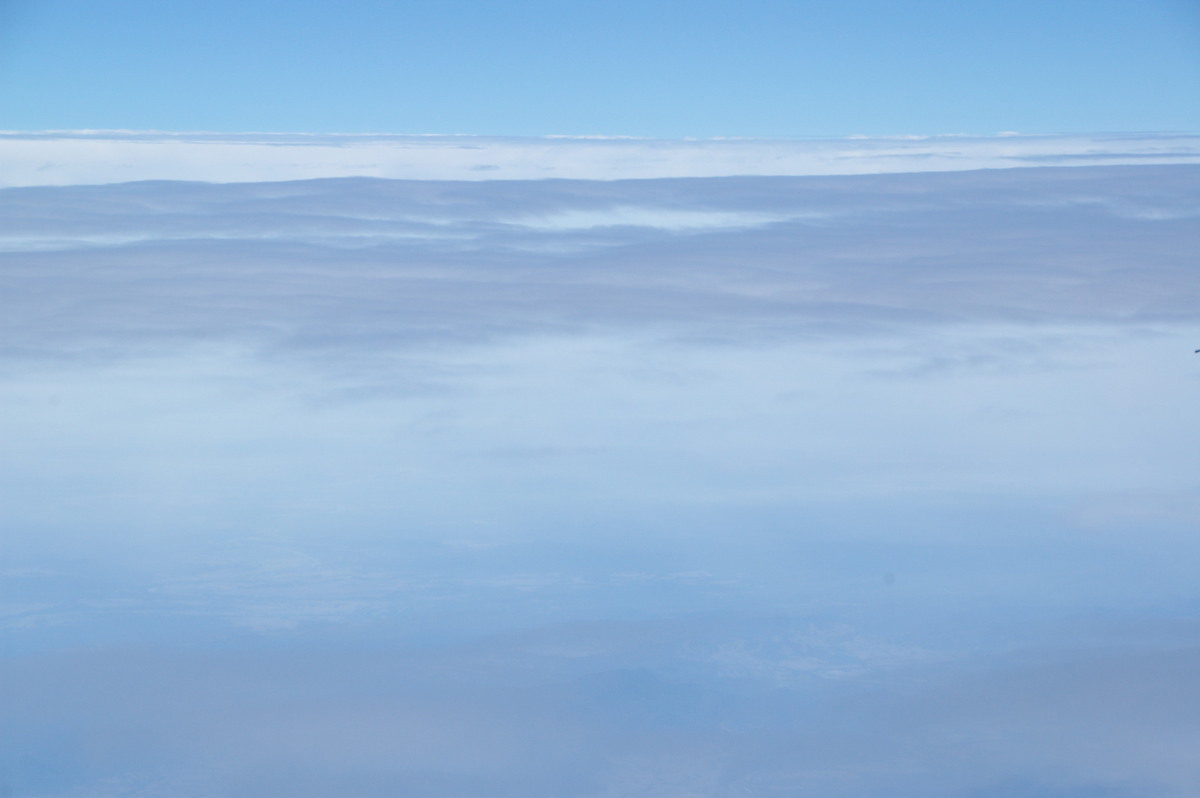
(1, 0), (1198, 136)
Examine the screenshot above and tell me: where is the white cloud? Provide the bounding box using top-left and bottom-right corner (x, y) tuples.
(508, 206), (816, 231)
(2, 131), (1199, 186)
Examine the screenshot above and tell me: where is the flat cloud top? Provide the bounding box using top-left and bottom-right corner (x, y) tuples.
(4, 165), (1197, 352)
(3, 130), (1200, 186)
(3, 163), (1200, 798)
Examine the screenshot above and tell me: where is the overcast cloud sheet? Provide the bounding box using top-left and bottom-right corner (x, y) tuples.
(2, 165), (1200, 797)
(3, 131), (1200, 186)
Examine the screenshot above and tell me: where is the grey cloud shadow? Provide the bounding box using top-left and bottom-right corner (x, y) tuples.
(2, 165), (1197, 383)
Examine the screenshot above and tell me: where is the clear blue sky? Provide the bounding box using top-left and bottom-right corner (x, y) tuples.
(1, 0), (1198, 136)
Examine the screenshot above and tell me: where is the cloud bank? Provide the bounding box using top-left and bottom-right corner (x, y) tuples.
(2, 163), (1199, 797)
(2, 131), (1199, 186)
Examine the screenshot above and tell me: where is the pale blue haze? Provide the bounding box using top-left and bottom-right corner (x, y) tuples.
(3, 165), (1200, 796)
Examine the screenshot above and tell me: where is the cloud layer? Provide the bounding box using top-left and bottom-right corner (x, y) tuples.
(3, 131), (1200, 186)
(2, 164), (1199, 797)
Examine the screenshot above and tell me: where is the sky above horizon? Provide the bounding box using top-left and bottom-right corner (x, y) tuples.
(2, 0), (1199, 137)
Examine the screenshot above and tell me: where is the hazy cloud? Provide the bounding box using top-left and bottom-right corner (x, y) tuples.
(2, 163), (1199, 796)
(1, 131), (1199, 187)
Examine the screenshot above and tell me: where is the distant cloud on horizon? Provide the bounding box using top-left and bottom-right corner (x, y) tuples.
(2, 131), (1200, 187)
